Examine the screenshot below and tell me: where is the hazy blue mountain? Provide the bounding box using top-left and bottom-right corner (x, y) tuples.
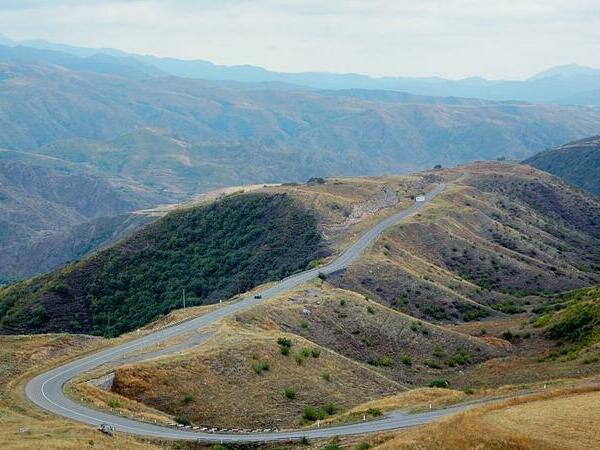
(11, 38), (600, 105)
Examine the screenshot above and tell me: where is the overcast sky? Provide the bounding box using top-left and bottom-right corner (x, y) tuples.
(1, 0), (599, 79)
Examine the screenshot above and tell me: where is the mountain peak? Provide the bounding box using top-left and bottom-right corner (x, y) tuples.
(529, 64), (600, 81)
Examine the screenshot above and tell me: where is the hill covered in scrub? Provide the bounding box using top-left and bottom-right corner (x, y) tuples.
(523, 136), (600, 196)
(332, 163), (600, 322)
(0, 193), (324, 336)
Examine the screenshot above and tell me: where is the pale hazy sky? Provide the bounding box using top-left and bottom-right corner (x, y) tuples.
(1, 0), (599, 79)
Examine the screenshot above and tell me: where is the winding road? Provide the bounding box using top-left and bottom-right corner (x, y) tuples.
(26, 184), (462, 443)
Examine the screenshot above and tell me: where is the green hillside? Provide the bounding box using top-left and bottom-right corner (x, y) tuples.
(0, 193), (323, 336)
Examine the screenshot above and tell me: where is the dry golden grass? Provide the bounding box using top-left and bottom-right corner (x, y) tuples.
(366, 385), (600, 450)
(0, 334), (162, 450)
(110, 320), (403, 429)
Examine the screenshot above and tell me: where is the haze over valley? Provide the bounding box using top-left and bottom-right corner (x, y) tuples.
(1, 3), (600, 449)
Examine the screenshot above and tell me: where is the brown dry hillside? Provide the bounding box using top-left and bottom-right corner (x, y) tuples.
(333, 162), (600, 323)
(234, 284), (501, 386)
(111, 320), (401, 430)
(106, 283), (499, 429)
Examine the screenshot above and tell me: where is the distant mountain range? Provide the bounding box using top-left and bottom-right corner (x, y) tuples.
(524, 136), (600, 196)
(2, 37), (600, 282)
(1, 35), (600, 105)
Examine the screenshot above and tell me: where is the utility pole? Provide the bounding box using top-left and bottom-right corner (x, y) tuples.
(182, 288), (186, 310)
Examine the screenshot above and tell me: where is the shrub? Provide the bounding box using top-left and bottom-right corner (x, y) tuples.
(433, 345), (446, 358)
(401, 354), (412, 366)
(367, 305), (375, 314)
(311, 348), (321, 358)
(324, 402), (338, 415)
(378, 356), (393, 367)
(300, 348), (311, 357)
(107, 399), (122, 409)
(284, 388), (296, 399)
(340, 299), (346, 307)
(366, 408), (382, 417)
(303, 405), (325, 421)
(447, 348), (470, 367)
(424, 359), (442, 369)
(277, 337), (292, 348)
(322, 372), (331, 382)
(174, 416), (192, 426)
(281, 346), (290, 356)
(428, 378), (450, 388)
(300, 320), (309, 329)
(356, 444), (370, 450)
(295, 353), (306, 365)
(583, 355), (600, 364)
(252, 360), (270, 374)
(183, 394), (195, 404)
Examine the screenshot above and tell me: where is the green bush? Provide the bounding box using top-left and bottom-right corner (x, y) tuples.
(281, 346), (290, 356)
(107, 399), (122, 408)
(377, 356), (393, 367)
(300, 320), (309, 329)
(356, 443), (371, 450)
(284, 388), (296, 399)
(311, 348), (321, 358)
(447, 348), (470, 367)
(252, 360), (270, 374)
(322, 372), (331, 382)
(277, 337), (292, 348)
(175, 416), (192, 426)
(367, 305), (375, 314)
(303, 405), (325, 421)
(366, 408), (382, 417)
(401, 354), (412, 366)
(428, 378), (450, 388)
(324, 402), (338, 415)
(183, 394), (195, 404)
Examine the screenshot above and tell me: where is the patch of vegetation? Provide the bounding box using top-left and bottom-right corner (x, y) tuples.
(401, 354), (412, 366)
(183, 394), (195, 404)
(321, 372), (331, 382)
(494, 300), (525, 314)
(284, 388), (296, 399)
(535, 286), (600, 349)
(0, 193), (323, 336)
(107, 399), (122, 408)
(447, 348), (470, 367)
(311, 348), (321, 358)
(428, 378), (450, 388)
(174, 416), (192, 426)
(277, 337), (293, 356)
(252, 360), (270, 374)
(302, 403), (339, 422)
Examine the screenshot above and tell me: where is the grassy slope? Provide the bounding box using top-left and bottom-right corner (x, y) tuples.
(364, 386), (600, 450)
(106, 283), (500, 428)
(0, 192), (324, 336)
(333, 163), (600, 323)
(0, 334), (162, 450)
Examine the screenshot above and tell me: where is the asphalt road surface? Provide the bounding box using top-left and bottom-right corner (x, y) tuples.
(26, 184), (460, 442)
